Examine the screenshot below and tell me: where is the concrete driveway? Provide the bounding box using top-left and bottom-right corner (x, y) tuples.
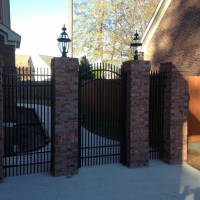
(0, 160), (200, 200)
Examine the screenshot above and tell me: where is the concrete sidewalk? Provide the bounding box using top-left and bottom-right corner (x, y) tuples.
(188, 142), (200, 151)
(1, 160), (200, 200)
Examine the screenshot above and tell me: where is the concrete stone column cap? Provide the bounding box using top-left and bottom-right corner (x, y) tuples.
(122, 60), (150, 65)
(51, 57), (78, 62)
(122, 60), (151, 71)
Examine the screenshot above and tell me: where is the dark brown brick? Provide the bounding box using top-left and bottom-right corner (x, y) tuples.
(51, 57), (79, 177)
(122, 60), (150, 168)
(145, 0), (200, 76)
(160, 62), (189, 164)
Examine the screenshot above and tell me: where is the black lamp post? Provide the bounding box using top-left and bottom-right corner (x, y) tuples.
(57, 24), (71, 57)
(130, 31), (142, 60)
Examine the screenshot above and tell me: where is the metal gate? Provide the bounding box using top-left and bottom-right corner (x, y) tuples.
(3, 66), (52, 176)
(149, 71), (165, 159)
(78, 63), (126, 167)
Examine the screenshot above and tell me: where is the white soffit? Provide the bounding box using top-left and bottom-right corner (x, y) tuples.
(141, 0), (172, 53)
(0, 23), (21, 48)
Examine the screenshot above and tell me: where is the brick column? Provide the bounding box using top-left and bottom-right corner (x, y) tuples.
(0, 35), (15, 66)
(0, 66), (3, 181)
(122, 60), (150, 167)
(160, 62), (189, 164)
(51, 57), (79, 177)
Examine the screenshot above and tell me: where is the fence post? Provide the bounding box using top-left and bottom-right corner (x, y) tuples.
(160, 62), (189, 164)
(0, 66), (3, 181)
(122, 60), (150, 167)
(51, 57), (79, 177)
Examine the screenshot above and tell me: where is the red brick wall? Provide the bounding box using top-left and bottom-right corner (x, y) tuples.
(51, 57), (79, 177)
(0, 35), (15, 66)
(145, 0), (200, 75)
(160, 62), (189, 164)
(122, 60), (150, 168)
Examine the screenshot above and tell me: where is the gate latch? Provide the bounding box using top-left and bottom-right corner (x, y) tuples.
(80, 113), (86, 123)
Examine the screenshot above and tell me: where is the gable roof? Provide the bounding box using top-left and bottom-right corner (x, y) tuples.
(29, 54), (53, 69)
(141, 0), (171, 53)
(38, 55), (53, 68)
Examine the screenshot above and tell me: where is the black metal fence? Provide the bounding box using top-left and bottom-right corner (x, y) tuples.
(78, 63), (126, 167)
(3, 66), (52, 177)
(149, 71), (165, 159)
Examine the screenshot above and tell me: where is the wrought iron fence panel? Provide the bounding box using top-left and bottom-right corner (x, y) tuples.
(3, 66), (53, 177)
(149, 70), (165, 160)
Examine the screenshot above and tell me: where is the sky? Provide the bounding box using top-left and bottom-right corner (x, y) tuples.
(10, 0), (70, 57)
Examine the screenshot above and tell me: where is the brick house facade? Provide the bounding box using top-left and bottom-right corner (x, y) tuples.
(141, 0), (200, 162)
(0, 34), (15, 66)
(142, 0), (200, 142)
(142, 0), (200, 75)
(0, 0), (21, 66)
